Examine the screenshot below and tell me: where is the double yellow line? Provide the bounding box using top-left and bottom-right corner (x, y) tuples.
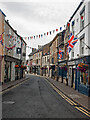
(45, 78), (90, 117)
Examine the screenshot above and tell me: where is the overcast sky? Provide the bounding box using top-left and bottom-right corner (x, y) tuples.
(0, 0), (82, 59)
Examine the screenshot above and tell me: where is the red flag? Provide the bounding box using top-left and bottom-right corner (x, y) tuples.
(56, 29), (58, 32)
(67, 23), (70, 27)
(81, 16), (83, 20)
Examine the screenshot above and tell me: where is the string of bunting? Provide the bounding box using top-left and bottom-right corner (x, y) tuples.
(23, 26), (63, 40)
(0, 33), (35, 50)
(5, 34), (22, 50)
(23, 12), (88, 40)
(0, 12), (86, 50)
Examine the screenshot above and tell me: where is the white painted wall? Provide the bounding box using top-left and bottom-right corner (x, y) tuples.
(69, 0), (90, 60)
(13, 33), (21, 60)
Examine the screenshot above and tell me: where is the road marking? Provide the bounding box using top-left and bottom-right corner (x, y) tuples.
(79, 107), (90, 114)
(0, 78), (29, 94)
(44, 78), (90, 117)
(75, 107), (90, 117)
(3, 101), (15, 104)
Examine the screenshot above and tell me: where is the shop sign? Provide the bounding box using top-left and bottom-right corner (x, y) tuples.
(68, 61), (75, 66)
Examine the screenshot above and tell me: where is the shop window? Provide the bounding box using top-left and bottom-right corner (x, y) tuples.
(80, 71), (88, 85)
(52, 58), (54, 64)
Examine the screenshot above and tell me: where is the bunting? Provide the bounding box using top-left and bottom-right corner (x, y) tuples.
(0, 34), (3, 45)
(59, 49), (62, 59)
(22, 26), (64, 40)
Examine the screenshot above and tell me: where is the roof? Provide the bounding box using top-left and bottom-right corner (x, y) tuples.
(0, 9), (6, 17)
(5, 20), (27, 45)
(49, 30), (66, 47)
(69, 0), (84, 22)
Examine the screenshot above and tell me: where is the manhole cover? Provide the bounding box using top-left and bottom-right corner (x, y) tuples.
(3, 101), (15, 104)
(68, 94), (81, 98)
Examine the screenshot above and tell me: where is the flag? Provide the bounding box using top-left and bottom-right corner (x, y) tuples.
(56, 29), (58, 32)
(0, 34), (3, 45)
(50, 31), (51, 35)
(59, 48), (62, 59)
(60, 27), (62, 31)
(67, 23), (70, 27)
(53, 30), (55, 33)
(67, 33), (78, 53)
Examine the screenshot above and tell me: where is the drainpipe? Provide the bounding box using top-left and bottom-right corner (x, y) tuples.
(66, 61), (68, 86)
(61, 68), (63, 83)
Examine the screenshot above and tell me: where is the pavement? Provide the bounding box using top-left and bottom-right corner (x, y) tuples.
(30, 74), (90, 111)
(44, 76), (90, 111)
(1, 73), (90, 111)
(0, 76), (29, 92)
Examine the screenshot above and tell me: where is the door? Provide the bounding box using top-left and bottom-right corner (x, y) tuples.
(72, 68), (75, 89)
(68, 67), (72, 86)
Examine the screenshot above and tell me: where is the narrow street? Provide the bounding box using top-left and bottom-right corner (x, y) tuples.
(2, 75), (88, 118)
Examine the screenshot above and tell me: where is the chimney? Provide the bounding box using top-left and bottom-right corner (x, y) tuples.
(15, 30), (17, 33)
(7, 20), (9, 24)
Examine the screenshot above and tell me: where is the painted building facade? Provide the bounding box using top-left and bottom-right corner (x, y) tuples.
(68, 0), (90, 96)
(0, 9), (26, 84)
(0, 9), (6, 83)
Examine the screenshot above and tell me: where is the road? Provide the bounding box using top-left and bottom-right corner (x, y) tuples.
(2, 75), (89, 118)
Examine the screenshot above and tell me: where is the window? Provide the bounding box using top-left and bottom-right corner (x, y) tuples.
(72, 52), (74, 58)
(80, 35), (85, 55)
(80, 6), (85, 30)
(45, 57), (46, 63)
(72, 20), (75, 35)
(47, 56), (49, 62)
(52, 58), (54, 64)
(80, 71), (88, 85)
(9, 29), (11, 35)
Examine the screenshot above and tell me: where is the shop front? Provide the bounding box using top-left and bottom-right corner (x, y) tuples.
(4, 55), (21, 82)
(58, 60), (67, 84)
(75, 56), (90, 96)
(68, 61), (76, 89)
(0, 56), (3, 83)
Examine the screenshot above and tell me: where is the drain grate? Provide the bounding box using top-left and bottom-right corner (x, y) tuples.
(3, 101), (15, 104)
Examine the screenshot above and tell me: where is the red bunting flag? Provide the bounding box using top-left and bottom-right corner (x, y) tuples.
(67, 23), (70, 27)
(56, 29), (58, 32)
(81, 16), (83, 20)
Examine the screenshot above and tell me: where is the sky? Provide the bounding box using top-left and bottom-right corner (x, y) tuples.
(0, 0), (82, 59)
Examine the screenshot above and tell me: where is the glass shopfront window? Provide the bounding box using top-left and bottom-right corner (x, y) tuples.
(80, 71), (88, 85)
